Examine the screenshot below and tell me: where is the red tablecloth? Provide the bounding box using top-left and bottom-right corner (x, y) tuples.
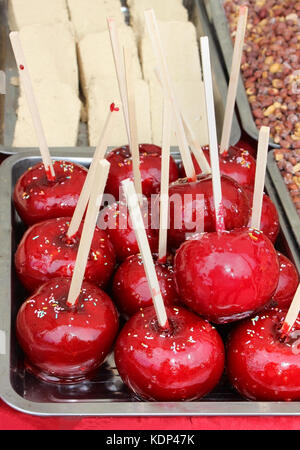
(0, 399), (300, 430)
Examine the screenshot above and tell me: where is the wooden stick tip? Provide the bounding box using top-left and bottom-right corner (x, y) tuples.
(110, 102), (119, 112)
(239, 5), (248, 15)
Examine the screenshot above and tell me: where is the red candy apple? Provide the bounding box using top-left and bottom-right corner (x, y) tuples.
(105, 144), (179, 200)
(115, 305), (225, 401)
(15, 217), (116, 291)
(112, 254), (178, 317)
(192, 146), (256, 188)
(227, 307), (300, 401)
(16, 278), (119, 383)
(168, 174), (250, 249)
(174, 228), (279, 323)
(235, 138), (257, 158)
(244, 187), (279, 244)
(272, 252), (299, 308)
(14, 160), (87, 225)
(98, 201), (158, 261)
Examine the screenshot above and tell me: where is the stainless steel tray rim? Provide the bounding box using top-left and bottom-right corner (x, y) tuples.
(1, 148), (300, 416)
(2, 386), (300, 417)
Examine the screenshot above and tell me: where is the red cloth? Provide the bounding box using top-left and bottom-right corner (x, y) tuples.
(0, 400), (300, 430)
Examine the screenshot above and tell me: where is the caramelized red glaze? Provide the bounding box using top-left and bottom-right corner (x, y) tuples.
(115, 306), (225, 401)
(16, 278), (119, 383)
(272, 252), (299, 308)
(105, 144), (179, 199)
(192, 146), (256, 188)
(14, 161), (87, 225)
(244, 187), (280, 244)
(98, 201), (158, 261)
(168, 174), (250, 249)
(174, 228), (279, 323)
(227, 308), (300, 401)
(112, 254), (178, 317)
(15, 217), (116, 291)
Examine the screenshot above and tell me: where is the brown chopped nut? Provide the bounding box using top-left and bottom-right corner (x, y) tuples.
(270, 63), (282, 73)
(264, 56), (274, 65)
(272, 79), (284, 89)
(293, 163), (300, 174)
(224, 0), (300, 149)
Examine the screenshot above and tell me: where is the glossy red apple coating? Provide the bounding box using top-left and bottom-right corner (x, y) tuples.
(272, 252), (299, 308)
(98, 201), (158, 261)
(16, 278), (119, 383)
(14, 160), (87, 225)
(192, 146), (256, 188)
(112, 254), (178, 317)
(15, 217), (116, 292)
(168, 174), (250, 249)
(115, 305), (225, 401)
(174, 228), (279, 324)
(105, 144), (179, 200)
(244, 187), (279, 244)
(235, 138), (257, 158)
(227, 307), (300, 401)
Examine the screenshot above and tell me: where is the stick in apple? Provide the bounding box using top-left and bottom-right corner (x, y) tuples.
(280, 284), (300, 338)
(250, 126), (270, 230)
(67, 160), (110, 306)
(144, 9), (196, 181)
(158, 97), (172, 263)
(200, 36), (225, 233)
(123, 46), (143, 200)
(107, 17), (130, 142)
(66, 102), (119, 239)
(181, 114), (211, 175)
(220, 6), (248, 154)
(9, 31), (55, 181)
(122, 178), (169, 329)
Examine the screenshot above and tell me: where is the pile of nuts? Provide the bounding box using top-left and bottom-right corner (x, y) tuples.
(224, 0), (300, 149)
(274, 149), (300, 217)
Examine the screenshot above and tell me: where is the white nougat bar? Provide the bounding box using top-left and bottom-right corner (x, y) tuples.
(8, 0), (69, 30)
(19, 23), (79, 95)
(128, 0), (188, 39)
(78, 25), (142, 96)
(150, 79), (208, 147)
(141, 21), (202, 83)
(67, 0), (125, 41)
(13, 79), (81, 147)
(88, 77), (151, 147)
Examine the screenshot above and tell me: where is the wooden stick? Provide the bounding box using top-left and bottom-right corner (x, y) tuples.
(107, 17), (130, 143)
(281, 284), (300, 338)
(67, 160), (110, 306)
(158, 97), (172, 262)
(123, 46), (143, 199)
(153, 66), (211, 175)
(200, 36), (225, 232)
(67, 103), (118, 238)
(122, 178), (169, 328)
(9, 31), (55, 181)
(250, 126), (270, 230)
(220, 6), (248, 154)
(181, 114), (211, 175)
(144, 9), (196, 181)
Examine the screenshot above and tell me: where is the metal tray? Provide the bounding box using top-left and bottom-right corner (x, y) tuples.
(0, 0), (241, 155)
(205, 0), (279, 148)
(0, 148), (300, 416)
(267, 151), (300, 256)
